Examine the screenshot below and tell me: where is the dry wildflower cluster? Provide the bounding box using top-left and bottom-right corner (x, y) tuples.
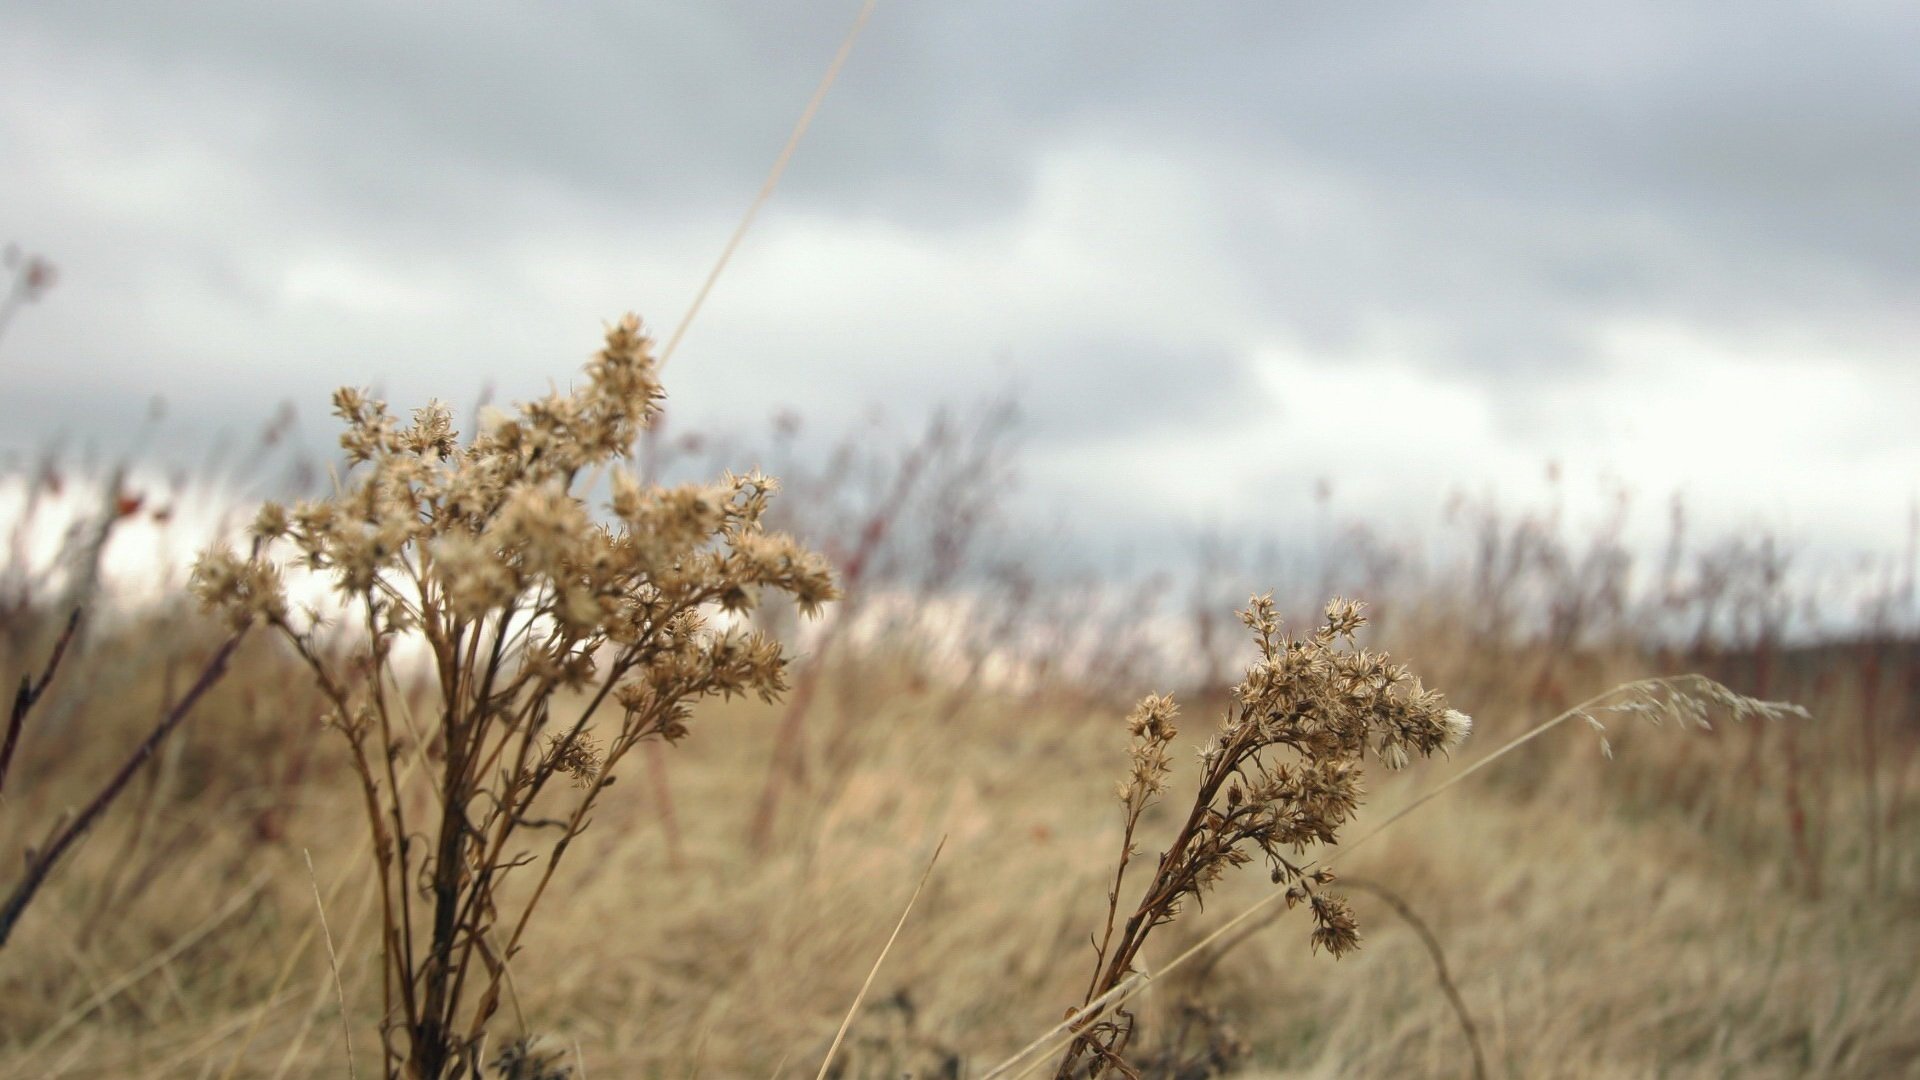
(191, 315), (835, 1079)
(1057, 596), (1470, 1078)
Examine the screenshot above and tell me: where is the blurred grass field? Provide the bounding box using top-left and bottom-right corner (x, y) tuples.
(1, 465), (1915, 1079)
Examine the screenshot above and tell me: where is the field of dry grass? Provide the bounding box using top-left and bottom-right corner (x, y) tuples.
(2, 568), (1915, 1077)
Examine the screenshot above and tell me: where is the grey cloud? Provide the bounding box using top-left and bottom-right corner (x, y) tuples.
(2, 0), (1915, 562)
(15, 0), (1914, 290)
(1008, 338), (1270, 447)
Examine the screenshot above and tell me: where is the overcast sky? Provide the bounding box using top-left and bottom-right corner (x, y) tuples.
(3, 0), (1916, 573)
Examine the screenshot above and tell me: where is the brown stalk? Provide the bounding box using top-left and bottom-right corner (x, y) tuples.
(0, 607), (81, 798)
(1059, 711), (1292, 1079)
(1342, 879), (1486, 1080)
(197, 314), (834, 1078)
(0, 626), (247, 950)
(989, 674), (1802, 1080)
(1053, 599), (1481, 1078)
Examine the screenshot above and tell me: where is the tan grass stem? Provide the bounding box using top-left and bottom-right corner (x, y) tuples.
(268, 866), (384, 1079)
(657, 0), (879, 372)
(813, 835), (945, 1080)
(304, 848), (356, 1079)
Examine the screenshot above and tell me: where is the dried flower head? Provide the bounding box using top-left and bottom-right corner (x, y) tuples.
(1060, 595), (1467, 1078)
(187, 315), (837, 1076)
(544, 732), (603, 788)
(189, 547), (289, 631)
(1119, 693), (1179, 802)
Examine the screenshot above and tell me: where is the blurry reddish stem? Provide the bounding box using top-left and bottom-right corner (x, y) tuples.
(1858, 641), (1883, 892)
(748, 444), (927, 851)
(645, 739), (685, 871)
(0, 247), (57, 348)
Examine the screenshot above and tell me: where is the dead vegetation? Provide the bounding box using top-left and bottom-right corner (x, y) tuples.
(0, 318), (1913, 1080)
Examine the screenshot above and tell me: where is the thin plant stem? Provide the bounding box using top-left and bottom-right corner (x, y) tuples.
(304, 849), (357, 1079)
(0, 607), (81, 798)
(814, 836), (945, 1080)
(657, 0), (880, 372)
(1342, 878), (1486, 1080)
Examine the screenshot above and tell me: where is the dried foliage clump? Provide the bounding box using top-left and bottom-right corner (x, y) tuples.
(1057, 596), (1470, 1078)
(191, 315), (836, 1079)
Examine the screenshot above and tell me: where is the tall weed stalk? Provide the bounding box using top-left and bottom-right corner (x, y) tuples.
(193, 316), (836, 1078)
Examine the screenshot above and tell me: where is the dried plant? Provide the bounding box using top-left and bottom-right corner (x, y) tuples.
(191, 315), (836, 1079)
(975, 660), (1809, 1080)
(1056, 596), (1471, 1078)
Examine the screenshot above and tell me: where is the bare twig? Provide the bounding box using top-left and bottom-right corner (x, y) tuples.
(0, 629), (247, 949)
(1, 607), (81, 798)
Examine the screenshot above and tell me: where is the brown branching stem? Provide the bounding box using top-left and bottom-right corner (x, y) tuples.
(191, 318), (837, 1079)
(0, 626), (247, 950)
(0, 607), (81, 798)
(1055, 599), (1472, 1078)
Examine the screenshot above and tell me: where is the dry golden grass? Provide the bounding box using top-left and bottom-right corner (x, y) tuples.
(1, 598), (1914, 1077)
